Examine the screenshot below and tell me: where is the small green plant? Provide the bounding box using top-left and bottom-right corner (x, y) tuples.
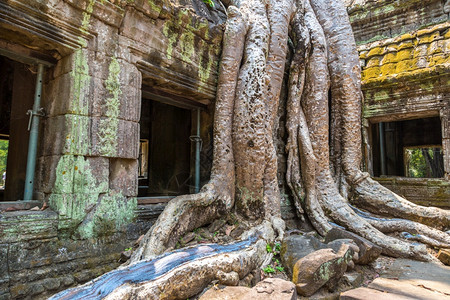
(213, 231), (218, 237)
(266, 243), (273, 253)
(275, 266), (284, 272)
(263, 265), (275, 274)
(274, 242), (281, 252)
(124, 247), (132, 251)
(202, 0), (215, 8)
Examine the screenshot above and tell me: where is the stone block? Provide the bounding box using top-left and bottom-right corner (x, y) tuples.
(200, 278), (296, 300)
(40, 155), (75, 194)
(368, 278), (448, 300)
(90, 77), (141, 122)
(109, 159), (138, 197)
(43, 278), (61, 291)
(437, 249), (450, 265)
(325, 228), (382, 265)
(61, 275), (75, 287)
(91, 117), (139, 159)
(340, 287), (395, 300)
(0, 211), (58, 243)
(9, 241), (55, 272)
(29, 283), (45, 296)
(443, 138), (450, 176)
(0, 244), (8, 284)
(441, 108), (450, 139)
(43, 115), (91, 156)
(73, 156), (109, 194)
(44, 71), (92, 117)
(9, 284), (30, 299)
(293, 245), (355, 296)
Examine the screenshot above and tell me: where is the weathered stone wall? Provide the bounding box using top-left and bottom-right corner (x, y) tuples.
(348, 0), (450, 44)
(0, 0), (223, 298)
(350, 0), (450, 207)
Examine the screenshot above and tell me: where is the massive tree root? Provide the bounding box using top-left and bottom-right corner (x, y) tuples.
(286, 0), (449, 261)
(128, 0), (449, 296)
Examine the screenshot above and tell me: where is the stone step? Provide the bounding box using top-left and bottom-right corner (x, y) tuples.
(340, 287), (413, 299)
(368, 278), (450, 300)
(340, 277), (450, 300)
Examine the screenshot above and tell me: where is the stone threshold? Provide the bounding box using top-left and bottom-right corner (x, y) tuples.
(0, 200), (42, 212)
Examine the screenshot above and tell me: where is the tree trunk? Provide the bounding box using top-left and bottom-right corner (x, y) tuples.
(58, 0), (450, 298)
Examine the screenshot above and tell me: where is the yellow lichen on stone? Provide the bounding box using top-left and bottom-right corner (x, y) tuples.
(396, 49), (413, 61)
(428, 54), (450, 67)
(359, 50), (368, 59)
(381, 52), (396, 64)
(361, 66), (381, 80)
(367, 46), (385, 58)
(397, 40), (414, 51)
(395, 59), (416, 73)
(380, 63), (396, 76)
(417, 32), (441, 45)
(366, 57), (381, 68)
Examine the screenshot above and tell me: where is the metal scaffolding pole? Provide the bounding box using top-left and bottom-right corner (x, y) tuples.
(194, 109), (201, 193)
(24, 64), (45, 201)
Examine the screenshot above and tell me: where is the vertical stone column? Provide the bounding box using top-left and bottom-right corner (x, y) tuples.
(37, 22), (142, 238)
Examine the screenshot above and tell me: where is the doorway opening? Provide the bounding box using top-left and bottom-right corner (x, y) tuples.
(139, 95), (193, 198)
(0, 55), (36, 201)
(371, 116), (444, 178)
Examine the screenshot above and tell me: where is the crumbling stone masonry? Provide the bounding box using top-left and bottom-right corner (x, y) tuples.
(0, 0), (449, 299)
(349, 0), (450, 209)
(0, 0), (223, 298)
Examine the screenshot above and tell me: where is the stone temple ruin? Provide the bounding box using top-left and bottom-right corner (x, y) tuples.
(0, 0), (449, 299)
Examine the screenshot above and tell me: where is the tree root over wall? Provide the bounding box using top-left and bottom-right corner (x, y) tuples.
(54, 0), (449, 298)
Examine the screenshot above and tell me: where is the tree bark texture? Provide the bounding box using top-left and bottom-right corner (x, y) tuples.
(133, 0), (449, 269)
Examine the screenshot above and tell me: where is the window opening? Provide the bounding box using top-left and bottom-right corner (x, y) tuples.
(371, 116), (443, 178)
(404, 146), (444, 178)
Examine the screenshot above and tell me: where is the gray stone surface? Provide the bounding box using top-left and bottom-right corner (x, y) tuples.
(293, 245), (355, 296)
(200, 278), (296, 300)
(325, 227), (382, 264)
(281, 235), (358, 277)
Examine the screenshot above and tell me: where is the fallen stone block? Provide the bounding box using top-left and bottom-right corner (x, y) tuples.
(200, 278), (296, 300)
(281, 234), (359, 277)
(325, 227), (382, 264)
(293, 243), (355, 296)
(368, 278), (449, 300)
(340, 287), (410, 300)
(437, 249), (450, 266)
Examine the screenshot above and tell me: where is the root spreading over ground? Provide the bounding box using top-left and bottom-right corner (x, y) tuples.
(107, 0), (449, 298)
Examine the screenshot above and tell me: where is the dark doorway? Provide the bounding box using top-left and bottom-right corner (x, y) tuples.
(139, 98), (192, 196)
(0, 56), (36, 200)
(371, 116), (444, 178)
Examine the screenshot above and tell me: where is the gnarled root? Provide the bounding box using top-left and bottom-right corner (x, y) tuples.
(286, 0), (446, 261)
(51, 228), (274, 300)
(130, 184), (228, 262)
(351, 176), (450, 230)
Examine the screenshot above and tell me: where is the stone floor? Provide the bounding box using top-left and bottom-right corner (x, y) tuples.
(340, 257), (450, 299)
